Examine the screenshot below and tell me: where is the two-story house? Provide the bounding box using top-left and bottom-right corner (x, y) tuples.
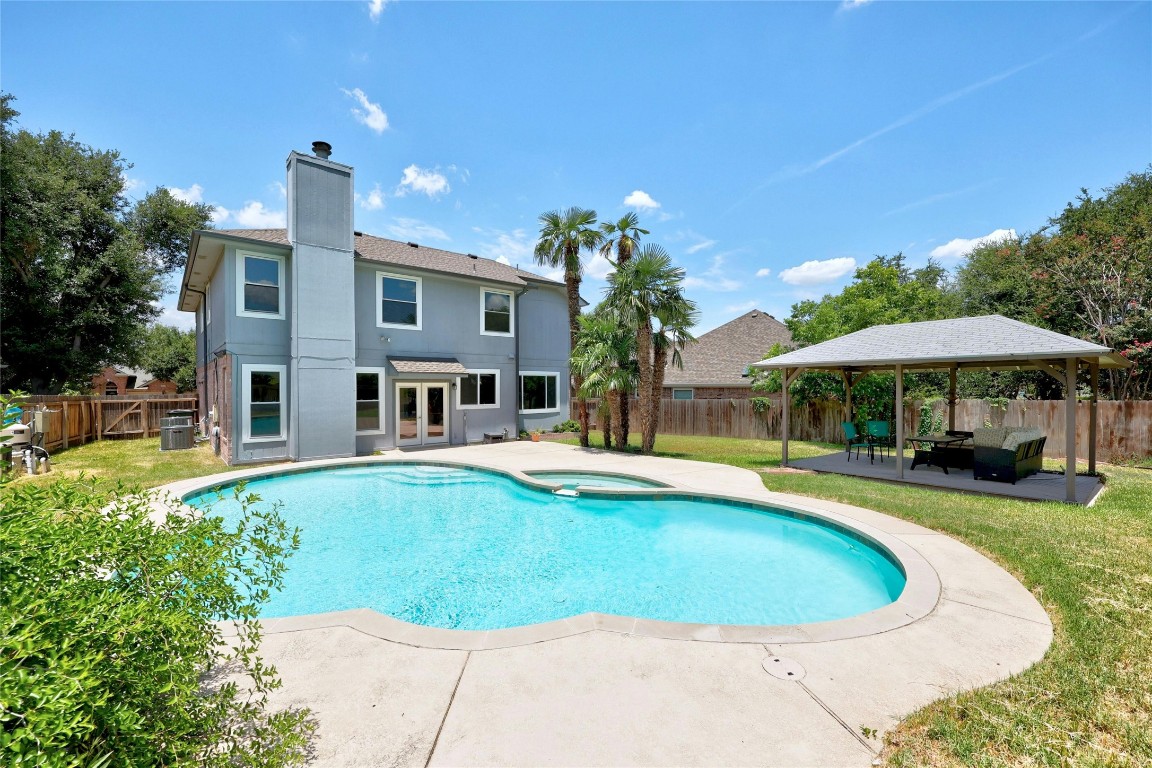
(177, 143), (570, 464)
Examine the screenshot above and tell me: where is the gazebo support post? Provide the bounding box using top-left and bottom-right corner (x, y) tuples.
(948, 365), (958, 432)
(895, 363), (905, 480)
(1065, 357), (1078, 503)
(840, 370), (853, 423)
(781, 367), (791, 467)
(1089, 359), (1099, 475)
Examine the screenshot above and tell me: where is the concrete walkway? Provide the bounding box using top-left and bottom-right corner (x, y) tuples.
(168, 443), (1053, 767)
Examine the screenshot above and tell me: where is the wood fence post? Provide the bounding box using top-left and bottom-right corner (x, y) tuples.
(141, 400), (149, 438)
(62, 402), (69, 450)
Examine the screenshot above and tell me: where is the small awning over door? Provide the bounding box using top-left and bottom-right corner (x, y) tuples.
(387, 356), (469, 375)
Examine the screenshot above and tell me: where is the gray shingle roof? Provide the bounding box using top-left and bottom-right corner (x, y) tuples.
(664, 310), (793, 387)
(213, 229), (559, 287)
(387, 356), (468, 374)
(751, 315), (1128, 370)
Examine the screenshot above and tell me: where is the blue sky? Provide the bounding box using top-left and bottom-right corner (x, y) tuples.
(3, 1), (1149, 333)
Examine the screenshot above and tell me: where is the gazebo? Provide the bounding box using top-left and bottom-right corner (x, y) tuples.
(751, 315), (1131, 503)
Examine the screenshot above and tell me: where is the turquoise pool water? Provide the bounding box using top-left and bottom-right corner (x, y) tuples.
(185, 464), (905, 630)
(525, 470), (668, 489)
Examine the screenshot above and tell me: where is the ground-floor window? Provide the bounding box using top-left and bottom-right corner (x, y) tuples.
(242, 364), (286, 441)
(355, 368), (386, 432)
(519, 372), (559, 412)
(672, 388), (694, 400)
(458, 370), (499, 409)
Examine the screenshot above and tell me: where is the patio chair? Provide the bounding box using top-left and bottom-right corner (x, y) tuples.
(841, 421), (872, 462)
(865, 420), (892, 462)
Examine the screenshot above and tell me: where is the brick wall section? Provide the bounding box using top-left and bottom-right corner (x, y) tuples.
(662, 387), (754, 399)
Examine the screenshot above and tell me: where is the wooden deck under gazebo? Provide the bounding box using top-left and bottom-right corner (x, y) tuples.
(751, 315), (1132, 503)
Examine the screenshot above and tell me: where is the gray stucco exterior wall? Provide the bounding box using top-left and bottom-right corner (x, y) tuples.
(287, 153), (357, 461)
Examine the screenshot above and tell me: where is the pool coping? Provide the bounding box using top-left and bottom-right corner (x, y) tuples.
(159, 451), (942, 650)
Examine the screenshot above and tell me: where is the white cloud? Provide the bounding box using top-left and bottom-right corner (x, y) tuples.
(229, 201), (287, 228)
(686, 239), (717, 255)
(388, 217), (450, 242)
(623, 190), (661, 210)
(368, 0), (387, 21)
(683, 254), (741, 292)
(168, 183), (204, 204)
(209, 206), (230, 224)
(839, 0), (873, 10)
(929, 228), (1017, 259)
(723, 300), (758, 315)
(359, 183), (385, 211)
(755, 268), (772, 278)
(152, 298), (196, 331)
(341, 87), (389, 134)
(583, 253), (615, 281)
(779, 257), (857, 286)
(274, 181), (287, 199)
(122, 175), (145, 195)
(472, 227), (534, 266)
(397, 164), (450, 198)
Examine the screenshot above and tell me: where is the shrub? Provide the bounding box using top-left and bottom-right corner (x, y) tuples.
(552, 420), (580, 433)
(0, 476), (313, 766)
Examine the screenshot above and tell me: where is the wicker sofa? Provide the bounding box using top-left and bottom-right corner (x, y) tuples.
(972, 427), (1047, 484)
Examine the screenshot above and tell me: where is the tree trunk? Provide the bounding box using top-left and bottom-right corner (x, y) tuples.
(565, 262), (590, 447)
(600, 397), (613, 450)
(648, 343), (668, 454)
(635, 322), (654, 454)
(619, 393), (630, 447)
(607, 389), (626, 450)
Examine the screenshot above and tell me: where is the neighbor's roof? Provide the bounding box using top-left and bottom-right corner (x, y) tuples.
(750, 315), (1131, 371)
(664, 310), (793, 387)
(387, 356), (468, 375)
(213, 229), (559, 287)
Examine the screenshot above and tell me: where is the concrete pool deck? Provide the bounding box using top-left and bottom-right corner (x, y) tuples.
(164, 442), (1053, 766)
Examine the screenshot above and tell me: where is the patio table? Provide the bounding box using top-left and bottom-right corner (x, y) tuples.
(907, 434), (968, 474)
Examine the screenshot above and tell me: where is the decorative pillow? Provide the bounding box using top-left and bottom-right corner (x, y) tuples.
(973, 427), (1008, 448)
(1003, 428), (1044, 451)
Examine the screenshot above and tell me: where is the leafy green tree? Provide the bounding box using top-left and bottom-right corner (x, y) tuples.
(1026, 169), (1152, 399)
(141, 324), (196, 392)
(0, 94), (212, 393)
(0, 389), (313, 763)
(606, 244), (697, 454)
(534, 207), (601, 447)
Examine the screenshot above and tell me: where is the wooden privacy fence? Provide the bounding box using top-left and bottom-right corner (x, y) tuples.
(575, 397), (1152, 461)
(12, 395), (199, 453)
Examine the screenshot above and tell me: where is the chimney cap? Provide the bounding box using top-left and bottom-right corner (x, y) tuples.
(312, 141), (332, 159)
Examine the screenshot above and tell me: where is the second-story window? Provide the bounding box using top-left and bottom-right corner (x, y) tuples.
(481, 290), (513, 336)
(237, 252), (285, 319)
(378, 272), (421, 330)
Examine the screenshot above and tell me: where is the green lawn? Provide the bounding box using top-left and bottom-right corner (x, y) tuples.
(7, 437), (265, 489)
(562, 433), (1152, 767)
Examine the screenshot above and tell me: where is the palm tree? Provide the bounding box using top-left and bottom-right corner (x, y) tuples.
(651, 298), (699, 449)
(570, 307), (637, 450)
(599, 212), (649, 267)
(606, 244), (694, 454)
(599, 213), (648, 445)
(534, 207), (601, 447)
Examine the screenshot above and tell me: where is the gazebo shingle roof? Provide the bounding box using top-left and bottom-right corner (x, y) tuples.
(751, 315), (1127, 371)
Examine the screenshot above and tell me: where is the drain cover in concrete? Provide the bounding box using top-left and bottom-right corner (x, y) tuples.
(762, 655), (806, 681)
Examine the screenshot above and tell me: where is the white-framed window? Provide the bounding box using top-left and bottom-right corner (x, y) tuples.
(242, 364), (286, 442)
(236, 251), (285, 319)
(519, 371), (559, 413)
(672, 388), (694, 400)
(457, 369), (499, 409)
(205, 280), (211, 325)
(377, 272), (422, 330)
(481, 289), (514, 336)
(355, 367), (387, 433)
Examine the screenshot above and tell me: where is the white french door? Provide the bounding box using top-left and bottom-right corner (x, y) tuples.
(395, 383), (449, 447)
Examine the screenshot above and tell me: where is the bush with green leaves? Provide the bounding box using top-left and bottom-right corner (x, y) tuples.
(0, 469), (313, 765)
(552, 420), (581, 433)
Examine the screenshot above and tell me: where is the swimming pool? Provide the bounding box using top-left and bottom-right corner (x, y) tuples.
(524, 470), (669, 489)
(185, 463), (905, 631)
